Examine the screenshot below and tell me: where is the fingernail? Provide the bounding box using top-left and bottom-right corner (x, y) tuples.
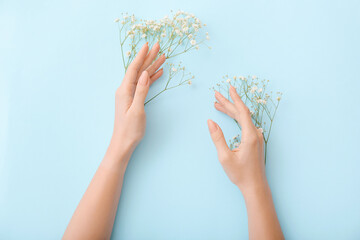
(207, 119), (218, 133)
(139, 71), (148, 85)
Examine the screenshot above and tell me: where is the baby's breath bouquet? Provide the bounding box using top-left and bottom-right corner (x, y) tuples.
(115, 10), (210, 105)
(213, 75), (282, 163)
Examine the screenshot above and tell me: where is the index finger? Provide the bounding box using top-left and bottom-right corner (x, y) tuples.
(123, 43), (149, 86)
(229, 85), (257, 135)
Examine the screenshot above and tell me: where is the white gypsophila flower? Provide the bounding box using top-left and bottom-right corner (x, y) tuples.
(256, 99), (267, 104)
(226, 78), (231, 83)
(172, 67), (177, 72)
(277, 96), (281, 101)
(206, 35), (210, 40)
(250, 111), (254, 115)
(258, 88), (263, 93)
(114, 18), (120, 23)
(250, 86), (258, 93)
(121, 20), (125, 24)
(258, 128), (263, 133)
(252, 75), (257, 80)
(117, 11), (211, 107)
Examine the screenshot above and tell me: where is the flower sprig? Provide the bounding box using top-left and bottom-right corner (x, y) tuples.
(212, 75), (282, 163)
(115, 10), (210, 105)
(145, 62), (194, 105)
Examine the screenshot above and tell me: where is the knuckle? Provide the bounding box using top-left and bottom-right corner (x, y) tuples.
(241, 106), (250, 115)
(248, 135), (259, 145)
(212, 133), (222, 142)
(133, 108), (144, 116)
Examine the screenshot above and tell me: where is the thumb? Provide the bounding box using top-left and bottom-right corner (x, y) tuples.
(207, 119), (230, 156)
(133, 71), (150, 106)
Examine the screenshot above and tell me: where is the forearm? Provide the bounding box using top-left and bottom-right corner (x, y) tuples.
(241, 181), (284, 240)
(63, 139), (134, 240)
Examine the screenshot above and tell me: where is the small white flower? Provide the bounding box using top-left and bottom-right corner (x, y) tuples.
(256, 99), (267, 104)
(190, 40), (196, 45)
(226, 78), (231, 83)
(188, 80), (192, 85)
(250, 86), (258, 93)
(121, 20), (125, 24)
(206, 35), (210, 40)
(161, 32), (166, 38)
(277, 96), (281, 101)
(192, 23), (199, 29)
(257, 88), (263, 93)
(172, 67), (177, 72)
(141, 34), (147, 38)
(258, 128), (263, 133)
(123, 15), (128, 20)
(126, 51), (131, 57)
(252, 75), (257, 80)
(195, 45), (199, 50)
(188, 34), (193, 39)
(114, 18), (120, 23)
(182, 26), (189, 32)
(234, 142), (240, 148)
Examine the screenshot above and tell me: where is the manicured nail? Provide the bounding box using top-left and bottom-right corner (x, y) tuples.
(139, 71), (148, 85)
(207, 119), (218, 133)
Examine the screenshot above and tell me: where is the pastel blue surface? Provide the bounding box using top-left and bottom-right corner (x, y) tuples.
(1, 0), (360, 239)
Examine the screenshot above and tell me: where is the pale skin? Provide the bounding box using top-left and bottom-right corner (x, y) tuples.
(209, 86), (284, 240)
(63, 43), (284, 239)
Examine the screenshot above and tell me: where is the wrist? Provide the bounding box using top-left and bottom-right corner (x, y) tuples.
(237, 177), (269, 200)
(101, 135), (137, 171)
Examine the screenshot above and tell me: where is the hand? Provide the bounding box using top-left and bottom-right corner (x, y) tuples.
(111, 42), (166, 157)
(207, 85), (267, 194)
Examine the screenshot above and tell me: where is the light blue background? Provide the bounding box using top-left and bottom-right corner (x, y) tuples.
(1, 0), (360, 239)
